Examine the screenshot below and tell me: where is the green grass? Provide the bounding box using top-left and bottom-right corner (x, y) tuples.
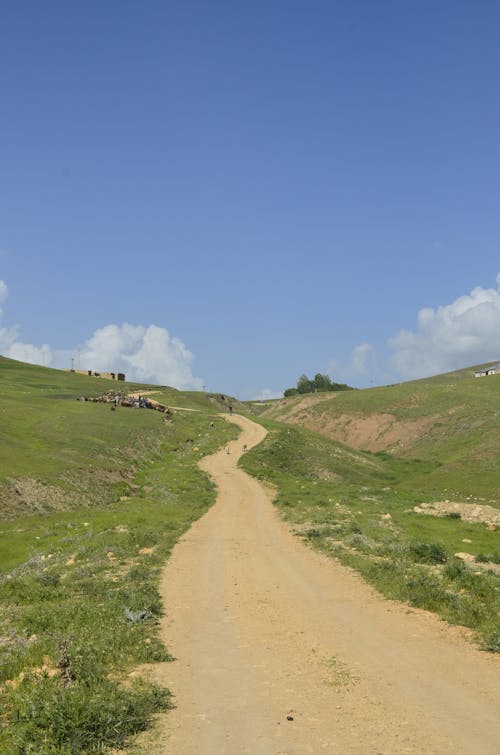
(240, 421), (500, 651)
(263, 363), (500, 500)
(0, 357), (236, 519)
(0, 357), (239, 752)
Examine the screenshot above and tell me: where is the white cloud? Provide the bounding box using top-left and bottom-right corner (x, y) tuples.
(79, 323), (204, 390)
(0, 280), (53, 366)
(349, 343), (376, 376)
(0, 279), (204, 390)
(389, 273), (500, 378)
(327, 342), (377, 385)
(0, 280), (7, 312)
(8, 341), (53, 366)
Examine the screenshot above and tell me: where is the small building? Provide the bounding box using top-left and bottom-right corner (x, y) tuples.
(70, 369), (126, 381)
(474, 365), (500, 378)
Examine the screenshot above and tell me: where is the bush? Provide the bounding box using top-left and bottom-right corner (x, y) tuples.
(283, 373), (354, 397)
(482, 632), (500, 654)
(475, 553), (489, 563)
(6, 677), (171, 752)
(475, 551), (500, 564)
(443, 558), (467, 579)
(409, 541), (447, 564)
(404, 575), (452, 610)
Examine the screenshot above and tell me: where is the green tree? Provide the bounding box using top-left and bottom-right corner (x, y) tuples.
(283, 372), (354, 397)
(297, 374), (315, 394)
(313, 373), (333, 391)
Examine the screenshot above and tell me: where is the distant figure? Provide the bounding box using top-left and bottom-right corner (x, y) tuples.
(228, 404), (233, 415)
(225, 446), (230, 454)
(210, 421), (215, 428)
(243, 444), (247, 452)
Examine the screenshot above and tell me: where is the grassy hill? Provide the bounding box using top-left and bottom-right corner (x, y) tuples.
(0, 356), (239, 752)
(260, 361), (500, 500)
(0, 356), (243, 518)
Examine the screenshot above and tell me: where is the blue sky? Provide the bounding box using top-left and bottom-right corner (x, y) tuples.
(1, 1), (499, 398)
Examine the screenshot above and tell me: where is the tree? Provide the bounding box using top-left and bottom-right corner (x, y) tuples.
(283, 372), (354, 397)
(313, 373), (333, 391)
(297, 374), (315, 394)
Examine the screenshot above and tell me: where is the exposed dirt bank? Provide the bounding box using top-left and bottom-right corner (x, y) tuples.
(263, 396), (438, 453)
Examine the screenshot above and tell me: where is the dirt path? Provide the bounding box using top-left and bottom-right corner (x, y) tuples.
(150, 415), (499, 754)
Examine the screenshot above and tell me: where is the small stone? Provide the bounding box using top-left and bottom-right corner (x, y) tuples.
(286, 715), (294, 721)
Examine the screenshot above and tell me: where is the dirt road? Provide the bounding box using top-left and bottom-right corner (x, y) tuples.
(153, 415), (499, 754)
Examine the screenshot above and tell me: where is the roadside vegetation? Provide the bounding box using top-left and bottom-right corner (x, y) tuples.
(283, 372), (353, 397)
(0, 357), (237, 752)
(240, 420), (500, 653)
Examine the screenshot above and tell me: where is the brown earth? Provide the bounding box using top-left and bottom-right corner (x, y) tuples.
(263, 395), (438, 453)
(310, 412), (439, 453)
(136, 415), (500, 754)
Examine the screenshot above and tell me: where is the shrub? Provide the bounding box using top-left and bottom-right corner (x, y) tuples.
(475, 553), (489, 563)
(5, 675), (171, 752)
(443, 558), (467, 579)
(404, 575), (451, 610)
(482, 632), (500, 654)
(475, 550), (500, 564)
(409, 541), (447, 564)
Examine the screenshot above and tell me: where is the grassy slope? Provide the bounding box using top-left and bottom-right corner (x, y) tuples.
(0, 357), (238, 752)
(261, 362), (500, 500)
(0, 357), (233, 517)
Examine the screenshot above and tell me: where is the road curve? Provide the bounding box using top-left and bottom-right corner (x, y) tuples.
(153, 414), (499, 754)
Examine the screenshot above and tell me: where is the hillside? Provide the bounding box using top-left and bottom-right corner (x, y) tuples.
(0, 356), (239, 751)
(0, 356), (242, 519)
(261, 361), (500, 500)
